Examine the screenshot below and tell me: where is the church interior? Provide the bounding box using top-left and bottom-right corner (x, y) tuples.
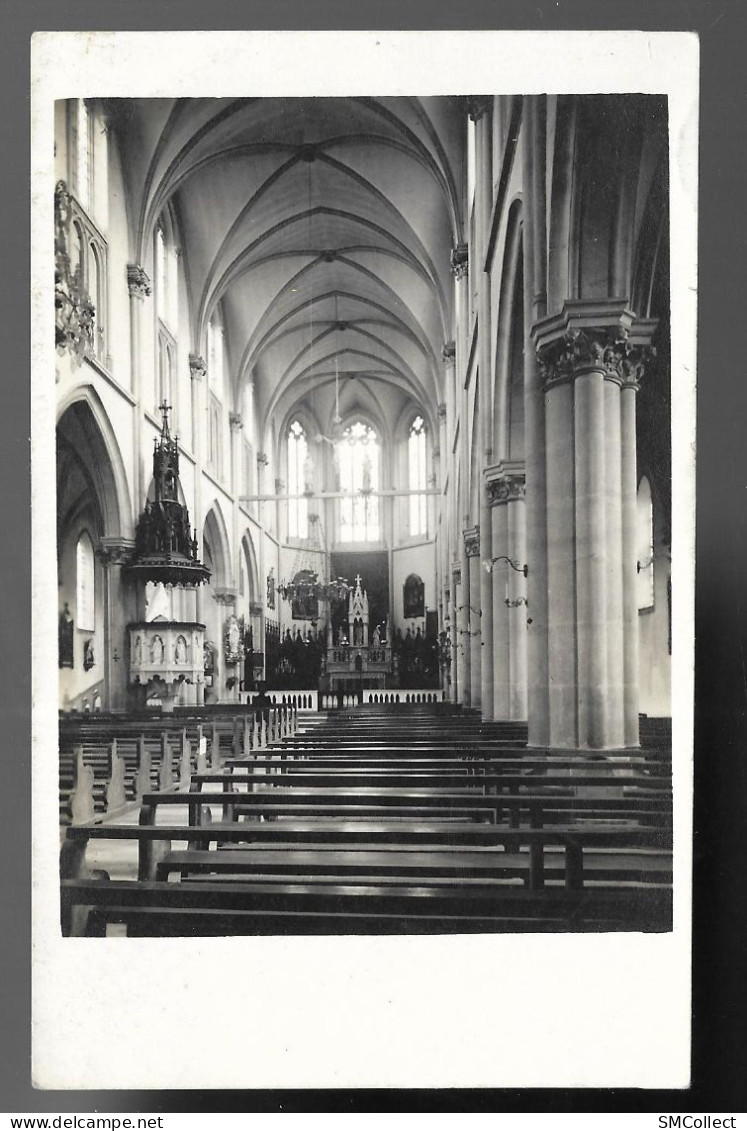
(54, 94), (673, 935)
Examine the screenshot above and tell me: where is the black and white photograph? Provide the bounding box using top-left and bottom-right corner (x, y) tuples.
(31, 30), (698, 1091)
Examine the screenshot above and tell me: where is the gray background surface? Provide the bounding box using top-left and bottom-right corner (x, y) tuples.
(5, 0), (746, 1113)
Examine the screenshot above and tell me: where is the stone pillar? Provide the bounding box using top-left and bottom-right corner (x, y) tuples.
(469, 96), (495, 720)
(230, 412), (244, 593)
(520, 104), (550, 748)
(621, 365), (642, 746)
(534, 300), (657, 748)
(507, 480), (528, 720)
(489, 493), (509, 718)
(189, 354), (207, 625)
(486, 469), (527, 721)
(97, 538), (136, 711)
(256, 452), (269, 680)
(441, 347), (457, 695)
(451, 561), (463, 704)
(464, 527), (482, 711)
(126, 264), (151, 518)
(451, 245), (471, 705)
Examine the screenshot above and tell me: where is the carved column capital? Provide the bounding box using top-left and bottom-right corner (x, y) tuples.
(441, 342), (456, 366)
(437, 401), (447, 419)
(532, 301), (658, 391)
(189, 354), (207, 380)
(257, 452), (269, 467)
(96, 538), (136, 566)
(486, 473), (526, 507)
(450, 245), (469, 281)
(126, 264), (151, 300)
(451, 562), (462, 586)
(229, 412), (243, 431)
(213, 588), (237, 607)
(463, 526), (481, 557)
(466, 95), (491, 122)
(274, 478), (285, 493)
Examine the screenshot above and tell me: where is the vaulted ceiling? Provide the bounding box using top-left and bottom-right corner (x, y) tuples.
(110, 96), (467, 443)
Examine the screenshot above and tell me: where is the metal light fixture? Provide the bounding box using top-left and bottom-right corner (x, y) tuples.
(277, 514), (351, 606)
(482, 555), (528, 576)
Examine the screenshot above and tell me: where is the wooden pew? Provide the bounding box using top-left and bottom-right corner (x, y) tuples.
(61, 858), (673, 936)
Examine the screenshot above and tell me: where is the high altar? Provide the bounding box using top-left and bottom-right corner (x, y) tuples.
(325, 575), (391, 692)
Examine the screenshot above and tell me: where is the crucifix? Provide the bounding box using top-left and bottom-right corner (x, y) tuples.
(158, 400), (172, 432)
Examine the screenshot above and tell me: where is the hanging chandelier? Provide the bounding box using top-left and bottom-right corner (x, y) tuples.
(277, 514), (351, 606)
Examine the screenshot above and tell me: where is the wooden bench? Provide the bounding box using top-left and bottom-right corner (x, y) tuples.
(60, 873), (673, 936)
(61, 818), (672, 891)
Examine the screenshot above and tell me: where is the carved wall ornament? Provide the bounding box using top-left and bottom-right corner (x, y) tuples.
(466, 95), (491, 122)
(450, 245), (469, 281)
(188, 354), (207, 380)
(126, 263), (152, 300)
(96, 539), (135, 567)
(463, 527), (481, 557)
(537, 326), (656, 390)
(229, 412), (244, 431)
(441, 342), (456, 365)
(58, 603), (74, 669)
(55, 181), (96, 365)
(257, 452), (269, 467)
(224, 614), (245, 665)
(486, 474), (526, 507)
(437, 401), (447, 419)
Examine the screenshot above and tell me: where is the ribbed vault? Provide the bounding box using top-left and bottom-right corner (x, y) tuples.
(109, 95), (466, 445)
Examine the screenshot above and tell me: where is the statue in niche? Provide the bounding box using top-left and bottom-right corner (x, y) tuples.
(267, 568), (276, 609)
(83, 639), (95, 671)
(353, 617), (364, 646)
(150, 635), (164, 665)
(403, 573), (425, 619)
(134, 636), (142, 665)
(58, 603), (74, 669)
(372, 624), (381, 648)
(175, 635), (188, 664)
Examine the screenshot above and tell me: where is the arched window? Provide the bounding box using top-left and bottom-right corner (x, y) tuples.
(156, 220), (178, 332)
(74, 99), (92, 211)
(76, 532), (95, 632)
(287, 420), (308, 539)
(408, 415), (427, 537)
(207, 317), (224, 399)
(339, 420), (380, 542)
(206, 316), (224, 478)
(637, 476), (655, 611)
(157, 336), (176, 423)
(89, 242), (104, 361)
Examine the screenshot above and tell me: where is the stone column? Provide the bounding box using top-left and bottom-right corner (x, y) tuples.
(486, 469), (527, 720)
(464, 527), (482, 710)
(451, 245), (472, 705)
(469, 96), (495, 720)
(506, 478), (528, 720)
(488, 487), (510, 718)
(189, 354), (207, 625)
(256, 452), (269, 681)
(534, 300), (657, 748)
(621, 363), (642, 746)
(97, 538), (136, 711)
(126, 264), (151, 518)
(441, 346), (457, 683)
(230, 412), (244, 593)
(520, 103), (550, 748)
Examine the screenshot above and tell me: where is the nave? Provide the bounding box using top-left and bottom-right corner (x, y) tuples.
(60, 701), (673, 936)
